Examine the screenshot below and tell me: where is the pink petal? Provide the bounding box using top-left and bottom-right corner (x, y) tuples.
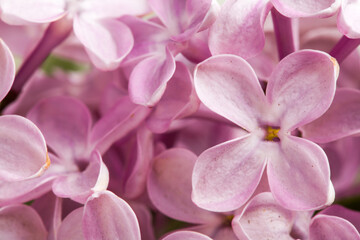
(192, 134), (267, 212)
(123, 126), (153, 199)
(147, 61), (200, 133)
(162, 231), (213, 240)
(52, 151), (109, 204)
(73, 15), (133, 70)
(267, 135), (334, 211)
(300, 89), (360, 143)
(148, 148), (221, 224)
(80, 0), (149, 19)
(0, 153), (63, 205)
(0, 0), (65, 24)
(27, 96), (92, 161)
(194, 54), (267, 131)
(149, 0), (212, 41)
(271, 0), (341, 18)
(83, 191), (141, 240)
(130, 203), (156, 240)
(57, 207), (84, 240)
(232, 192), (294, 240)
(0, 204), (47, 240)
(0, 39), (15, 102)
(208, 0), (272, 58)
(0, 115), (49, 181)
(266, 50), (338, 131)
(337, 0), (360, 38)
(310, 214), (360, 240)
(90, 96), (151, 155)
(129, 47), (176, 106)
(320, 205), (360, 232)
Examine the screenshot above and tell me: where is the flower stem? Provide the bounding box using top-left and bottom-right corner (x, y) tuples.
(330, 35), (360, 64)
(271, 8), (296, 60)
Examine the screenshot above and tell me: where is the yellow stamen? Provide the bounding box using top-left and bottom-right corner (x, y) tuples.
(265, 126), (280, 141)
(44, 152), (51, 170)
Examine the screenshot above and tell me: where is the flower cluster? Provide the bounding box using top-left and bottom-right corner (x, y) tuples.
(0, 0), (359, 239)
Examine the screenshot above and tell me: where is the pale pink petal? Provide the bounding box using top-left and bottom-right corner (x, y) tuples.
(0, 0), (65, 24)
(320, 205), (360, 232)
(337, 0), (360, 38)
(27, 96), (92, 160)
(232, 192), (294, 240)
(266, 50), (338, 131)
(90, 96), (151, 155)
(130, 203), (156, 240)
(310, 214), (360, 240)
(57, 207), (84, 240)
(52, 151), (109, 204)
(73, 15), (133, 70)
(192, 134), (267, 212)
(80, 0), (149, 19)
(149, 0), (212, 41)
(267, 135), (334, 211)
(0, 204), (47, 240)
(194, 54), (267, 131)
(300, 89), (360, 143)
(0, 39), (15, 102)
(83, 191), (141, 240)
(123, 126), (153, 199)
(148, 148), (221, 224)
(271, 0), (340, 18)
(162, 231), (213, 240)
(129, 47), (176, 106)
(0, 154), (64, 205)
(0, 115), (49, 181)
(147, 61), (200, 133)
(209, 0), (272, 58)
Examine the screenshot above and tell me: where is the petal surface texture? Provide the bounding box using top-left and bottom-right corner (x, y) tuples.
(338, 0), (360, 38)
(192, 134), (266, 212)
(267, 136), (333, 210)
(194, 54), (267, 132)
(266, 50), (338, 131)
(209, 0), (272, 58)
(0, 39), (15, 102)
(271, 0), (340, 18)
(300, 89), (360, 143)
(0, 115), (48, 181)
(0, 204), (47, 240)
(233, 192), (294, 240)
(83, 191), (141, 240)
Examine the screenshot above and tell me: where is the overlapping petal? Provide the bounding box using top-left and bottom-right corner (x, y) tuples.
(267, 135), (334, 210)
(0, 204), (47, 240)
(310, 214), (360, 240)
(73, 16), (133, 71)
(163, 231), (213, 240)
(0, 115), (49, 181)
(148, 148), (220, 224)
(52, 151), (109, 204)
(147, 61), (199, 133)
(300, 89), (360, 143)
(57, 207), (84, 240)
(0, 39), (15, 102)
(83, 191), (141, 240)
(266, 50), (338, 131)
(271, 0), (341, 18)
(192, 134), (266, 212)
(149, 0), (212, 41)
(232, 192), (294, 240)
(208, 0), (272, 58)
(337, 0), (360, 38)
(27, 96), (92, 160)
(129, 47), (176, 106)
(0, 0), (65, 24)
(194, 54), (267, 132)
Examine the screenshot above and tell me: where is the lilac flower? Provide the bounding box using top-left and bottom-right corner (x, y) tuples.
(192, 50), (339, 212)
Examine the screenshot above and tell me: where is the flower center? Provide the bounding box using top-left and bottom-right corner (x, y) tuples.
(264, 126), (280, 141)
